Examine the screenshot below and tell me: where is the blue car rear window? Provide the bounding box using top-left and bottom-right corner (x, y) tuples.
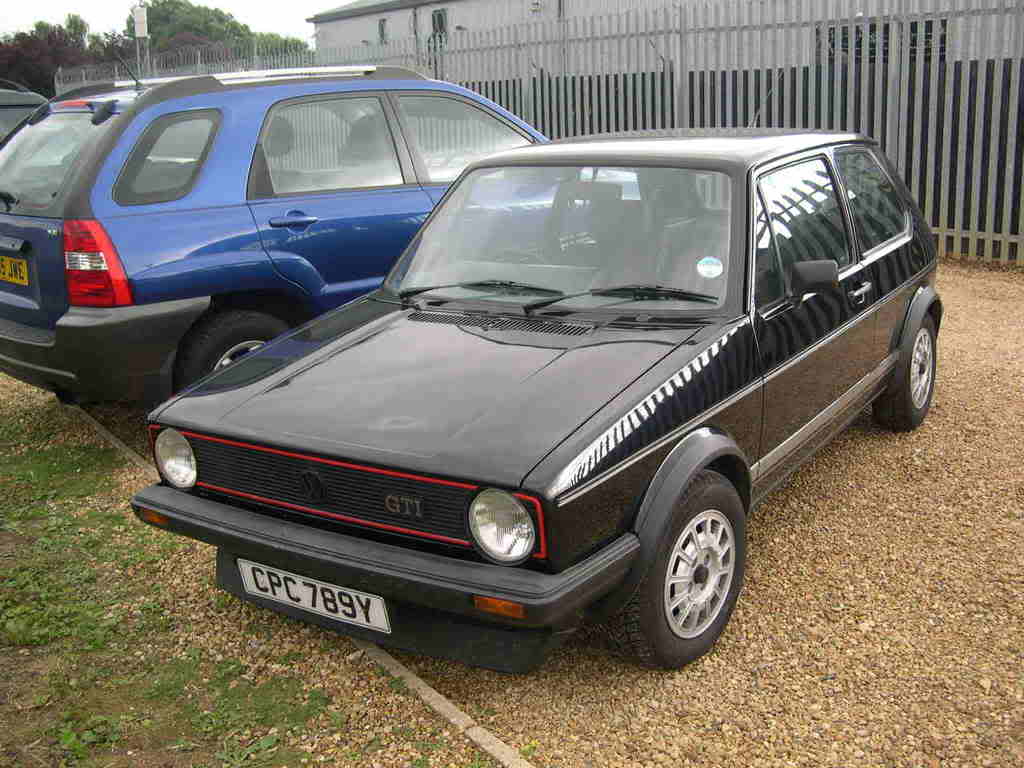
(0, 112), (110, 217)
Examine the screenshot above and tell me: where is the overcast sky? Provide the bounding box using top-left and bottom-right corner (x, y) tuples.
(1, 0), (357, 43)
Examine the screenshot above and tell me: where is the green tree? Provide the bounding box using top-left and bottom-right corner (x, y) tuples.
(126, 0), (307, 53)
(64, 14), (89, 48)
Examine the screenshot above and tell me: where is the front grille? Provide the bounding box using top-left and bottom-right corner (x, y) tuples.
(408, 311), (591, 336)
(187, 432), (477, 546)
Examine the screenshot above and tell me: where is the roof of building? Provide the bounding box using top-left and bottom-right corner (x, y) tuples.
(472, 130), (868, 174)
(308, 0), (459, 25)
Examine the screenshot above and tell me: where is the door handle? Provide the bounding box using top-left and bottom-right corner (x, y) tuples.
(848, 281), (873, 306)
(268, 215), (318, 229)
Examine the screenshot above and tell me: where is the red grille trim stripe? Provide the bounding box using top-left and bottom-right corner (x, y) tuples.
(197, 481), (474, 547)
(151, 426), (549, 560)
(180, 430), (479, 490)
(514, 494), (548, 560)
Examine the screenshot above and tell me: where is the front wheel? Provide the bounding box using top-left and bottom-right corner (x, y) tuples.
(604, 470), (746, 669)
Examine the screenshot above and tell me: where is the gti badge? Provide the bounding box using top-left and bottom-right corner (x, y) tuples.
(386, 494), (424, 520)
(299, 470), (327, 503)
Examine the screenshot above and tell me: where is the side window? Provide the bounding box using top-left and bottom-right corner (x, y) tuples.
(759, 158), (852, 269)
(835, 150), (908, 252)
(254, 96), (403, 197)
(397, 95), (530, 184)
(114, 109), (219, 205)
(754, 192), (785, 307)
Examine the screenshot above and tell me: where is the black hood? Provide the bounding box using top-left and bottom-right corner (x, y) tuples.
(155, 300), (703, 488)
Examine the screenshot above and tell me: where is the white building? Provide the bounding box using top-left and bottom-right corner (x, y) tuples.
(309, 0), (670, 50)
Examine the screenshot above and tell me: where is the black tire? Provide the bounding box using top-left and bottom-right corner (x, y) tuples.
(604, 470), (746, 669)
(174, 309), (290, 389)
(873, 314), (937, 432)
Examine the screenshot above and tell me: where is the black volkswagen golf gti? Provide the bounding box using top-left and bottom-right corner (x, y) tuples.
(134, 132), (941, 673)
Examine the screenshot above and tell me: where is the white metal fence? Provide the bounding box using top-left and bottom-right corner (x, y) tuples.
(56, 0), (1023, 263)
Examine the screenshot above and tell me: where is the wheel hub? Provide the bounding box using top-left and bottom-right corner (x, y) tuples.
(663, 510), (735, 639)
(909, 327), (933, 409)
(214, 340), (266, 371)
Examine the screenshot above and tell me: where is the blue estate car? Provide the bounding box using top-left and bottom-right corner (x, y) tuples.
(0, 66), (543, 403)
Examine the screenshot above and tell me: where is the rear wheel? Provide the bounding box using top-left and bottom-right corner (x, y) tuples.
(174, 309), (289, 390)
(605, 470), (746, 669)
(873, 314), (937, 432)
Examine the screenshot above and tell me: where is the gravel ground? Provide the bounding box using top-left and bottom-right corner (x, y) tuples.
(63, 263), (1024, 767)
(389, 264), (1024, 768)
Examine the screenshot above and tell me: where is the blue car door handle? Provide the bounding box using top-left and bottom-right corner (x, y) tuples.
(269, 214), (319, 229)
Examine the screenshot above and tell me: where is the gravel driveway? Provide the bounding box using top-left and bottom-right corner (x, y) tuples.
(390, 264), (1024, 768)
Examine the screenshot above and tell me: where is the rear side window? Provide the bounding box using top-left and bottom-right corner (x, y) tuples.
(0, 112), (110, 216)
(835, 150), (908, 252)
(397, 95), (530, 183)
(251, 96), (404, 198)
(758, 158), (852, 269)
(114, 110), (219, 206)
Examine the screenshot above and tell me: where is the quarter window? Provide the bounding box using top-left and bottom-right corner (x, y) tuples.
(114, 109), (219, 206)
(835, 150), (908, 252)
(758, 158), (852, 269)
(254, 96), (403, 197)
(397, 96), (530, 183)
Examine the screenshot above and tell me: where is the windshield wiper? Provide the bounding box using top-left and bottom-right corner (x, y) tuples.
(523, 283), (719, 312)
(0, 190), (18, 212)
(398, 279), (563, 301)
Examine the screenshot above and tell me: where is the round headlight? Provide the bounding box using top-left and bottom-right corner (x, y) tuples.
(154, 428), (197, 489)
(468, 489), (536, 565)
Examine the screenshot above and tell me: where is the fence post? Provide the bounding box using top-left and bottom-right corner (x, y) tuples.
(677, 4), (689, 129)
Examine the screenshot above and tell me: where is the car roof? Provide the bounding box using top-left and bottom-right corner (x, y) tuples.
(472, 129), (867, 174)
(53, 65), (430, 108)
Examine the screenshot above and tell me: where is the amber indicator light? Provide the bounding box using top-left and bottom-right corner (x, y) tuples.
(137, 508), (169, 527)
(473, 595), (526, 620)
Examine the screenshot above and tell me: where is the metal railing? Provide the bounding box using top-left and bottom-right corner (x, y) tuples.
(55, 0), (1023, 264)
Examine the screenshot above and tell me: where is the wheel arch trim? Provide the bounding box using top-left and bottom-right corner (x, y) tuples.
(887, 284), (941, 396)
(586, 427), (750, 622)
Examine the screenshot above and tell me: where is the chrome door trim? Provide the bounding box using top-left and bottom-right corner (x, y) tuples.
(751, 351), (897, 481)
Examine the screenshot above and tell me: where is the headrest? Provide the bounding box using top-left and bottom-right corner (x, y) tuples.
(264, 116), (295, 159)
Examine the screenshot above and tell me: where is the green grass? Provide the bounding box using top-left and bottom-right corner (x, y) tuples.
(0, 390), (320, 766)
(0, 380), (498, 768)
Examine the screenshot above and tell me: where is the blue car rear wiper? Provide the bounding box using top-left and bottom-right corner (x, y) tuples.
(523, 283), (718, 312)
(398, 280), (563, 300)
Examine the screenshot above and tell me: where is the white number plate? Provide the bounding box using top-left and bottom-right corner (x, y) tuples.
(237, 558), (391, 634)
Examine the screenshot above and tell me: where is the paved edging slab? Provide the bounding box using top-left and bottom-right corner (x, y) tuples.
(68, 405), (159, 481)
(71, 403), (535, 768)
(352, 638), (537, 768)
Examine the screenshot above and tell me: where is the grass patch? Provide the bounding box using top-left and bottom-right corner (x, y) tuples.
(0, 385), (327, 767)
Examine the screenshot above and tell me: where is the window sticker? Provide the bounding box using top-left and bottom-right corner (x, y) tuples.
(697, 256), (724, 279)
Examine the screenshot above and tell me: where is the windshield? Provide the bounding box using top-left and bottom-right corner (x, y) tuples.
(387, 165), (732, 312)
(0, 112), (109, 216)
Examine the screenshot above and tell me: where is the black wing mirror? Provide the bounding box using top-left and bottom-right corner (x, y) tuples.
(790, 259), (839, 295)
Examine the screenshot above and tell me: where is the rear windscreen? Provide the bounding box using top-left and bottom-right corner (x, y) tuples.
(0, 112), (110, 217)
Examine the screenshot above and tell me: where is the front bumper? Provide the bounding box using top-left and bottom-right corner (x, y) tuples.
(0, 298), (209, 403)
(132, 484), (639, 673)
